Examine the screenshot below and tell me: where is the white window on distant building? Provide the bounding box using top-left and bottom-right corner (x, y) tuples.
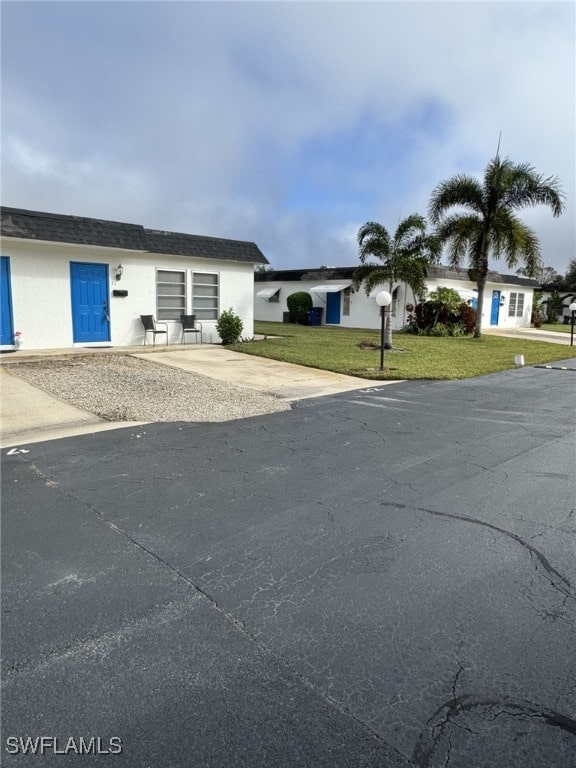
(156, 269), (186, 320)
(392, 287), (399, 317)
(192, 272), (219, 320)
(342, 287), (351, 316)
(508, 292), (525, 317)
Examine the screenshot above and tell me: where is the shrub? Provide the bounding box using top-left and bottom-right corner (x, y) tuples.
(428, 322), (449, 336)
(428, 287), (462, 314)
(457, 302), (477, 334)
(287, 291), (312, 325)
(449, 322), (467, 337)
(407, 295), (477, 336)
(216, 308), (243, 345)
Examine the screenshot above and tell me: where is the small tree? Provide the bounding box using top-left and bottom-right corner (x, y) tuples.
(429, 155), (565, 337)
(531, 290), (544, 327)
(353, 213), (440, 349)
(216, 308), (243, 345)
(545, 290), (564, 323)
(287, 291), (312, 324)
(428, 287), (462, 314)
(564, 259), (576, 292)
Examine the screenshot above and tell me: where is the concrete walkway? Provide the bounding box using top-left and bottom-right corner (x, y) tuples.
(0, 344), (383, 447)
(483, 327), (575, 344)
(134, 346), (381, 401)
(0, 367), (145, 447)
(2, 326), (572, 447)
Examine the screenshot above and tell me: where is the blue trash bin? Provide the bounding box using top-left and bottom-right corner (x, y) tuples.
(308, 307), (323, 326)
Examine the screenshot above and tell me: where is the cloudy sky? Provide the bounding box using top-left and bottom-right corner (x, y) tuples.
(2, 1), (574, 274)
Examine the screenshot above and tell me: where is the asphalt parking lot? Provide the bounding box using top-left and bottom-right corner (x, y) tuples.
(2, 358), (576, 766)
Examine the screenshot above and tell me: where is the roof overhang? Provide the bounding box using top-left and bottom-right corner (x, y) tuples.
(310, 283), (351, 293)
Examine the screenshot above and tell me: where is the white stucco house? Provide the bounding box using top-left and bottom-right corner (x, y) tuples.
(0, 207), (268, 351)
(255, 265), (539, 330)
(540, 283), (576, 324)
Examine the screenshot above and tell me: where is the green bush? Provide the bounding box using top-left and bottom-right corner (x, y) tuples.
(216, 308), (243, 345)
(449, 322), (467, 337)
(407, 295), (477, 335)
(287, 291), (313, 325)
(457, 302), (477, 334)
(428, 287), (462, 314)
(429, 322), (450, 336)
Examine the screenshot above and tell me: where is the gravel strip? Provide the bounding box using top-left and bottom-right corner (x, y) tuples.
(8, 354), (292, 422)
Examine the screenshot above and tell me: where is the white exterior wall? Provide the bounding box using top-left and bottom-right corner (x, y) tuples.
(255, 280), (409, 330)
(1, 237), (255, 350)
(255, 276), (534, 331)
(424, 277), (533, 329)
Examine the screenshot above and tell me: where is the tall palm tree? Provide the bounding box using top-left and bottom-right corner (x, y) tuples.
(353, 213), (440, 348)
(429, 155), (565, 337)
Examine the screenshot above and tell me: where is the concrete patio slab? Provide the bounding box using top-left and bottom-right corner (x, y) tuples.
(135, 346), (385, 400)
(0, 368), (144, 448)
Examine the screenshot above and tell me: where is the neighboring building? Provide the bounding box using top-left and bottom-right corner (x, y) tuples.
(540, 282), (576, 323)
(254, 265), (539, 330)
(0, 207), (267, 350)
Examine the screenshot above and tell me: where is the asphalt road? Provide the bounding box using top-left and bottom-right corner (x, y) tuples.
(2, 360), (576, 767)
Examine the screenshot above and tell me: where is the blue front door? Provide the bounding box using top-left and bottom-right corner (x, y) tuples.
(326, 291), (341, 324)
(1, 256), (14, 345)
(70, 262), (110, 343)
(490, 290), (501, 326)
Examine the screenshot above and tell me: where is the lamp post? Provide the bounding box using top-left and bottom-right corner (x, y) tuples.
(375, 291), (392, 371)
(569, 302), (576, 347)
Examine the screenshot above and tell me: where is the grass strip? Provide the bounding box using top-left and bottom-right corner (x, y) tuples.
(227, 321), (574, 380)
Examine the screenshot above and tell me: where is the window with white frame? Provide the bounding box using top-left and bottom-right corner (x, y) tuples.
(508, 292), (525, 317)
(192, 272), (219, 320)
(156, 269), (186, 320)
(392, 287), (399, 317)
(342, 287), (351, 316)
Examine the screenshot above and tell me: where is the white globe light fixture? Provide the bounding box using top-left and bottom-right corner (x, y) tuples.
(375, 291), (392, 371)
(569, 301), (576, 347)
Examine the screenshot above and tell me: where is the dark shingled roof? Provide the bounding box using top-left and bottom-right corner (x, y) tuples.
(0, 207), (268, 265)
(255, 267), (357, 282)
(425, 265), (540, 288)
(256, 264), (540, 288)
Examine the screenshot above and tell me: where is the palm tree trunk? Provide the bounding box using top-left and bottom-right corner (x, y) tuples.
(382, 310), (392, 349)
(384, 281), (393, 348)
(474, 278), (486, 337)
(474, 237), (489, 338)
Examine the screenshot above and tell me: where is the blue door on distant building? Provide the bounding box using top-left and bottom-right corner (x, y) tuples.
(326, 291), (341, 324)
(70, 262), (110, 343)
(1, 256), (14, 345)
(490, 290), (501, 326)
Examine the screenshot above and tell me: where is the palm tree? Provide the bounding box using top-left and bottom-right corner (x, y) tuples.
(429, 155), (565, 337)
(353, 213), (440, 348)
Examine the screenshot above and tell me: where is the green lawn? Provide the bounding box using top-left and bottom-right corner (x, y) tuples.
(539, 322), (574, 334)
(227, 321), (573, 380)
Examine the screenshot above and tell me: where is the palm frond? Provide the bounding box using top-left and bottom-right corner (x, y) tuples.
(395, 257), (428, 296)
(428, 175), (484, 223)
(362, 268), (393, 295)
(352, 263), (392, 292)
(393, 213), (427, 248)
(357, 221), (391, 264)
(434, 214), (483, 267)
(490, 209), (540, 270)
(498, 162), (565, 217)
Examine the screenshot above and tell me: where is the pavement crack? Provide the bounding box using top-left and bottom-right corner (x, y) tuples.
(16, 464), (411, 766)
(382, 502), (574, 602)
(413, 696), (576, 767)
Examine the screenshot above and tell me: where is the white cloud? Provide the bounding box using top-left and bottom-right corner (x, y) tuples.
(1, 1), (574, 273)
